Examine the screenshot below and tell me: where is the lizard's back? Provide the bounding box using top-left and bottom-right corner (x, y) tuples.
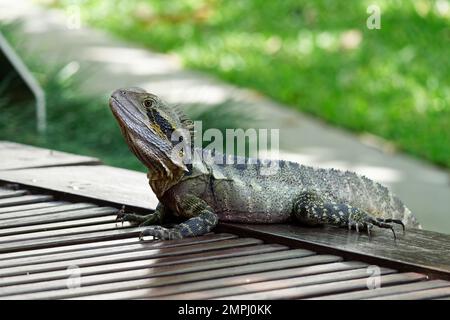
(185, 154), (420, 228)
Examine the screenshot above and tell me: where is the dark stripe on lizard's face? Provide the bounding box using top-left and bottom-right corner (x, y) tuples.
(147, 109), (175, 139)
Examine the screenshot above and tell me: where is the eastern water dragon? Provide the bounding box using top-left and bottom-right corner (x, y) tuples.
(109, 87), (420, 240)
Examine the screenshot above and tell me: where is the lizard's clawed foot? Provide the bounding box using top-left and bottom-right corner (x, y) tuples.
(139, 226), (182, 241)
(376, 218), (405, 233)
(115, 206), (157, 226)
(115, 205), (126, 225)
(349, 215), (405, 240)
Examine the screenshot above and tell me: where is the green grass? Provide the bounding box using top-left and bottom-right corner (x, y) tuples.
(51, 0), (450, 167)
(0, 23), (256, 171)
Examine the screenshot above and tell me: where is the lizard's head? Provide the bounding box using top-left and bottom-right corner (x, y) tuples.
(109, 88), (191, 185)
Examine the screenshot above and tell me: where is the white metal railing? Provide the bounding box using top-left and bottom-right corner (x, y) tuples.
(0, 31), (46, 133)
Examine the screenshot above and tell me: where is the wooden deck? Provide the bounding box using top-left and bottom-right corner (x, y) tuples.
(0, 141), (449, 300)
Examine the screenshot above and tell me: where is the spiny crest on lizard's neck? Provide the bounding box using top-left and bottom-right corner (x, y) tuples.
(109, 87), (194, 194)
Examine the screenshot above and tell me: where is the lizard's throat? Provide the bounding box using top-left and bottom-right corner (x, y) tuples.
(128, 137), (185, 197)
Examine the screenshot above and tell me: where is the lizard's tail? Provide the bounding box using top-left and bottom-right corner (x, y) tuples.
(400, 204), (422, 229)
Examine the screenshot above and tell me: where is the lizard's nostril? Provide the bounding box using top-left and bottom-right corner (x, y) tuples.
(121, 91), (127, 95)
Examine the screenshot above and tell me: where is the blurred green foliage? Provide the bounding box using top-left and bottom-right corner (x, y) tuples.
(0, 24), (256, 171)
(52, 0), (450, 167)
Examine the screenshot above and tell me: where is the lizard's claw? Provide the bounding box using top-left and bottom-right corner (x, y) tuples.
(377, 218), (405, 234)
(349, 216), (404, 240)
(115, 205), (126, 225)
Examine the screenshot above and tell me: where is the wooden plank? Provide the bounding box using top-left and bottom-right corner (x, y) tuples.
(0, 234), (141, 260)
(0, 233), (237, 268)
(0, 237), (263, 277)
(368, 286), (450, 300)
(0, 188), (19, 195)
(0, 215), (117, 237)
(0, 195), (53, 208)
(0, 248), (303, 297)
(310, 279), (450, 300)
(0, 225), (146, 253)
(0, 203), (97, 221)
(218, 223), (450, 279)
(145, 261), (369, 300)
(160, 264), (383, 300)
(0, 189), (27, 199)
(0, 165), (157, 210)
(217, 272), (426, 300)
(5, 253), (340, 299)
(84, 261), (367, 300)
(0, 243), (285, 287)
(0, 141), (100, 170)
(0, 201), (68, 214)
(0, 220), (130, 244)
(0, 206), (117, 228)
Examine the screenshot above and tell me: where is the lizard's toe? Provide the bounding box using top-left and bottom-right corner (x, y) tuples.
(377, 218), (405, 233)
(367, 217), (400, 240)
(139, 226), (182, 240)
(116, 205), (125, 222)
(139, 226), (168, 240)
(115, 205), (126, 223)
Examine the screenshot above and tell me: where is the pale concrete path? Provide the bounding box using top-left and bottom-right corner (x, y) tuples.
(1, 0), (449, 233)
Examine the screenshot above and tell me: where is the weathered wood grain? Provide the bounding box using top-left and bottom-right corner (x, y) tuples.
(5, 253), (341, 299)
(0, 237), (263, 277)
(149, 261), (369, 300)
(80, 261), (366, 300)
(368, 286), (450, 300)
(0, 188), (19, 196)
(310, 279), (450, 300)
(218, 223), (450, 280)
(0, 165), (157, 209)
(0, 233), (237, 268)
(0, 201), (68, 214)
(0, 195), (53, 208)
(0, 236), (140, 260)
(0, 141), (100, 170)
(0, 203), (97, 221)
(0, 189), (27, 199)
(162, 265), (385, 300)
(0, 206), (117, 228)
(0, 225), (145, 253)
(0, 248), (305, 296)
(0, 220), (131, 244)
(0, 215), (117, 237)
(0, 243), (285, 287)
(0, 232), (226, 260)
(217, 272), (426, 299)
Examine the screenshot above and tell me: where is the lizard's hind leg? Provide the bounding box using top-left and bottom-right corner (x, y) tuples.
(292, 191), (404, 239)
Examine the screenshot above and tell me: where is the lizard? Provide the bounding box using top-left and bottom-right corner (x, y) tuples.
(109, 87), (420, 240)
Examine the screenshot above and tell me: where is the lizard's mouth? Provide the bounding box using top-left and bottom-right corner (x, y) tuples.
(109, 95), (143, 126)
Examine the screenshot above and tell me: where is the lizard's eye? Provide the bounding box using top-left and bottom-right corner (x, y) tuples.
(143, 99), (153, 108)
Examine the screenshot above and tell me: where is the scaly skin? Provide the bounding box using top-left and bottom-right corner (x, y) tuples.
(109, 88), (420, 240)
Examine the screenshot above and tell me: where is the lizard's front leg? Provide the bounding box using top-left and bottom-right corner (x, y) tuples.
(139, 195), (218, 240)
(116, 202), (166, 226)
(292, 191), (405, 239)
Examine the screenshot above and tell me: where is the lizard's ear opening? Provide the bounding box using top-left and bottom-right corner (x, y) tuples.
(168, 128), (191, 173)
